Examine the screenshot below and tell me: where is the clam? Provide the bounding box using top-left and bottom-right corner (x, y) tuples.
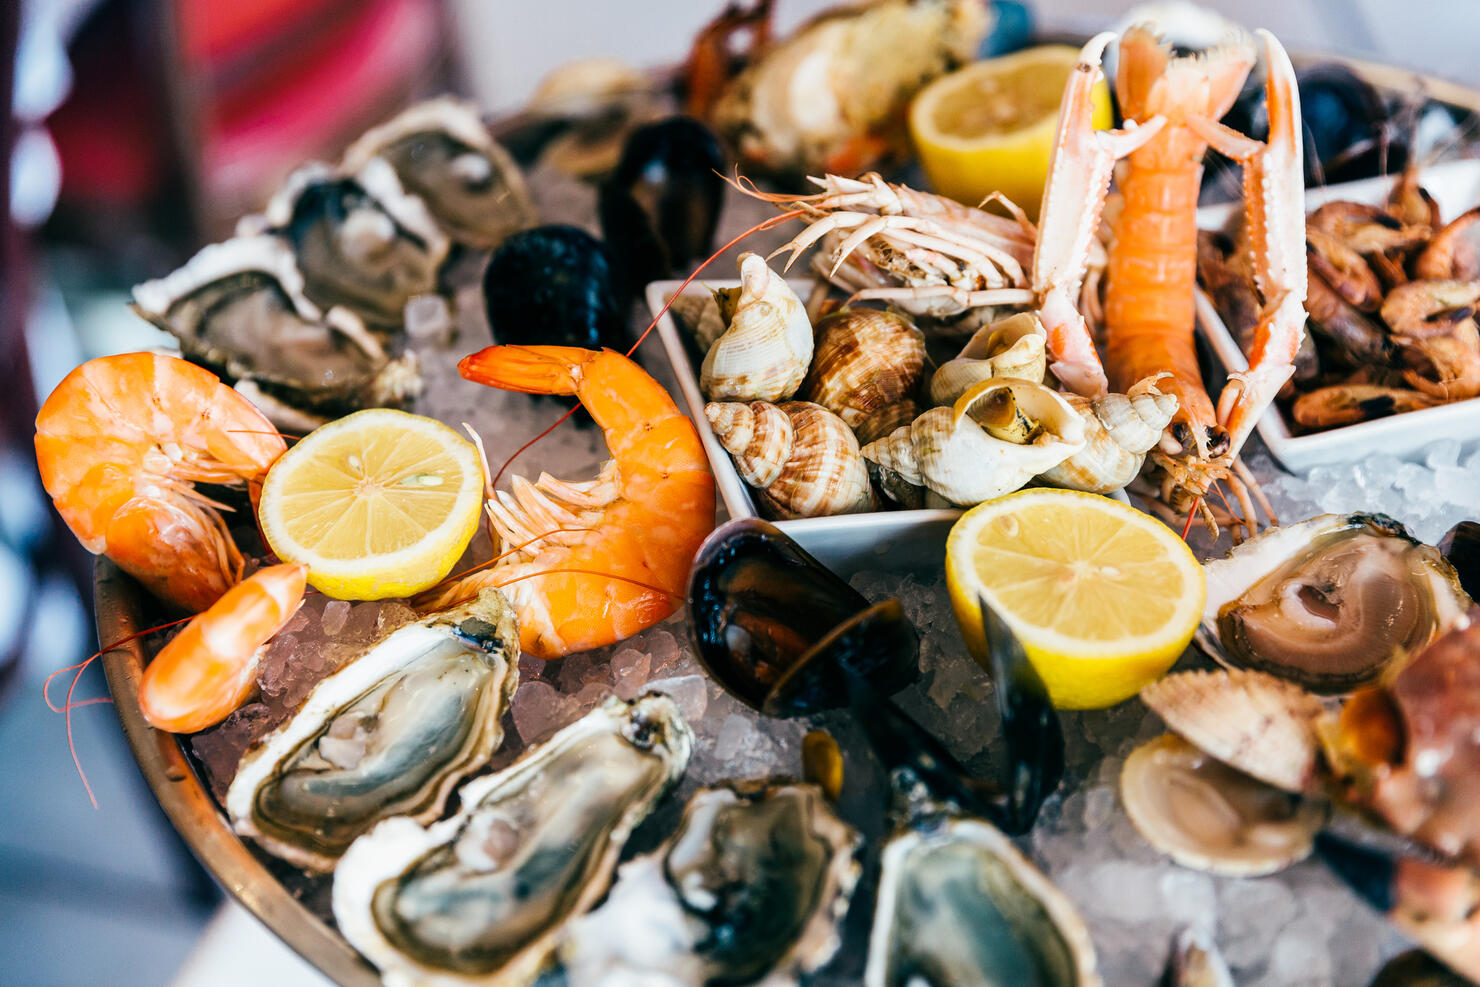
(1140, 669), (1326, 794)
(700, 252), (813, 403)
(866, 775), (1100, 987)
(225, 590), (518, 872)
(800, 307), (928, 445)
(1038, 374), (1179, 494)
(132, 234), (422, 422)
(332, 693), (693, 987)
(1199, 513), (1473, 693)
(863, 379), (1085, 507)
(686, 518), (918, 716)
(1120, 733), (1327, 877)
(928, 312), (1049, 406)
(340, 96), (536, 251)
(557, 780), (860, 986)
(252, 159), (450, 329)
(705, 400), (874, 518)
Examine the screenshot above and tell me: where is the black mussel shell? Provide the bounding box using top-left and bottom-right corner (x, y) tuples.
(482, 225), (625, 349)
(686, 518), (918, 714)
(1367, 951), (1470, 987)
(598, 117), (724, 292)
(1440, 521), (1480, 601)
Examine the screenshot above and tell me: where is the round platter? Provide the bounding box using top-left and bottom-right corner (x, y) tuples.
(96, 45), (1480, 987)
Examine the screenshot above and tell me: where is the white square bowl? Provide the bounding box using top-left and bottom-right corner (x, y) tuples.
(1194, 158), (1480, 471)
(644, 279), (960, 576)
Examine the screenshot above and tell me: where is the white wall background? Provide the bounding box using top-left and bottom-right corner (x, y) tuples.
(449, 0), (1480, 114)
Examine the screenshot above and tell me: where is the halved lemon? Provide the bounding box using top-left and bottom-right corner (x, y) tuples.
(945, 489), (1205, 710)
(258, 409), (484, 600)
(909, 46), (1112, 217)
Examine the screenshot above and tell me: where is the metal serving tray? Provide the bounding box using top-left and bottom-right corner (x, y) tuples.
(644, 279), (960, 577)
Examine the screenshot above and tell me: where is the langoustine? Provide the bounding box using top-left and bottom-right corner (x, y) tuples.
(415, 346), (715, 659)
(34, 352), (287, 612)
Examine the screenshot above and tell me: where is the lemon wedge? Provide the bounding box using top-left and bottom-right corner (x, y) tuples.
(909, 46), (1112, 217)
(258, 409), (484, 600)
(946, 489), (1205, 709)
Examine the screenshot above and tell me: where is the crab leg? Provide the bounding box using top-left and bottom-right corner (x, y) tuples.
(1035, 32), (1165, 397)
(1187, 29), (1308, 459)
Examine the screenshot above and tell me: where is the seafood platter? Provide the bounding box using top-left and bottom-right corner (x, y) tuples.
(40, 1), (1480, 985)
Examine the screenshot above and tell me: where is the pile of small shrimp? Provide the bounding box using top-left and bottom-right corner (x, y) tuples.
(35, 344), (716, 801)
(1201, 166), (1480, 432)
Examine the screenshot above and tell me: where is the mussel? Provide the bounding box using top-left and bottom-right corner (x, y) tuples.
(557, 780), (860, 986)
(1440, 521), (1480, 600)
(598, 116), (725, 293)
(482, 225), (625, 350)
(1199, 513), (1472, 693)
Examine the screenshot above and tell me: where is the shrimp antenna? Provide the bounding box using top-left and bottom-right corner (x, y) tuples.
(490, 203), (807, 486)
(43, 615), (194, 809)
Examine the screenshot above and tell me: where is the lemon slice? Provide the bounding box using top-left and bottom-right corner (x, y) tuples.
(946, 489), (1205, 710)
(258, 409), (484, 600)
(909, 46), (1112, 217)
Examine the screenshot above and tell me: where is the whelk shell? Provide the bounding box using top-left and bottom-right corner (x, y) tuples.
(1140, 669), (1326, 794)
(700, 252), (813, 402)
(800, 307), (927, 445)
(928, 311), (1048, 406)
(705, 400), (873, 518)
(862, 378), (1085, 507)
(1039, 374), (1179, 493)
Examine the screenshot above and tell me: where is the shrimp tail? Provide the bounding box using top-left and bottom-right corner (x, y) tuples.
(458, 345), (590, 397)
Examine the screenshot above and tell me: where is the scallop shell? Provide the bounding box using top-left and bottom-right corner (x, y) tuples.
(801, 308), (927, 444)
(1039, 374), (1179, 493)
(863, 379), (1085, 507)
(1121, 733), (1326, 878)
(1140, 669), (1326, 794)
(928, 312), (1048, 406)
(706, 401), (873, 518)
(700, 253), (813, 402)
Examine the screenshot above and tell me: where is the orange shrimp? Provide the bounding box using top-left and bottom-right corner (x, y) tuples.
(415, 346), (715, 659)
(34, 352), (287, 612)
(138, 563), (308, 733)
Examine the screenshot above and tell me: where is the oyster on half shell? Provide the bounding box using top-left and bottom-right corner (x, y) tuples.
(558, 780), (861, 986)
(866, 775), (1100, 987)
(1199, 513), (1472, 693)
(341, 96), (536, 251)
(251, 159), (450, 329)
(225, 589), (519, 872)
(132, 234), (421, 422)
(332, 693), (693, 987)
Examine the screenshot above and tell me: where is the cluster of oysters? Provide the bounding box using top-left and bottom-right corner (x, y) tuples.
(132, 97), (536, 429)
(673, 252), (1184, 515)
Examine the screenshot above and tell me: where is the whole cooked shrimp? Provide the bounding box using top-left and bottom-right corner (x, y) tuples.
(35, 352), (287, 611)
(415, 346), (715, 659)
(139, 563), (307, 733)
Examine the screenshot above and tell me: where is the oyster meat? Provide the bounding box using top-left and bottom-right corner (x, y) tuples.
(133, 234), (421, 422)
(866, 778), (1100, 987)
(558, 780), (861, 986)
(332, 693), (693, 987)
(1201, 513), (1472, 693)
(225, 589), (519, 872)
(342, 96), (536, 251)
(255, 160), (450, 329)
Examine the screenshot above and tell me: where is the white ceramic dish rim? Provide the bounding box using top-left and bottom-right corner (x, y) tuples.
(1194, 158), (1480, 471)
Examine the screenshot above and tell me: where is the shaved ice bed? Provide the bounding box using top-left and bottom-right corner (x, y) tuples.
(182, 174), (1480, 984)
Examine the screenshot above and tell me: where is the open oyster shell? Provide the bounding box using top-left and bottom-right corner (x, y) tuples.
(1198, 513), (1472, 693)
(132, 234), (421, 421)
(252, 159), (450, 329)
(225, 589), (519, 872)
(557, 780), (861, 986)
(332, 693), (693, 987)
(866, 779), (1100, 987)
(341, 96), (536, 251)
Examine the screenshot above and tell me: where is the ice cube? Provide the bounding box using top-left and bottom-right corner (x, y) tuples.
(646, 674), (708, 723)
(1426, 438), (1462, 470)
(320, 600), (351, 637)
(511, 680), (571, 745)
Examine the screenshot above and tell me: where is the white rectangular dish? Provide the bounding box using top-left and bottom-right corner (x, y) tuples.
(1194, 158), (1480, 471)
(644, 278), (960, 576)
